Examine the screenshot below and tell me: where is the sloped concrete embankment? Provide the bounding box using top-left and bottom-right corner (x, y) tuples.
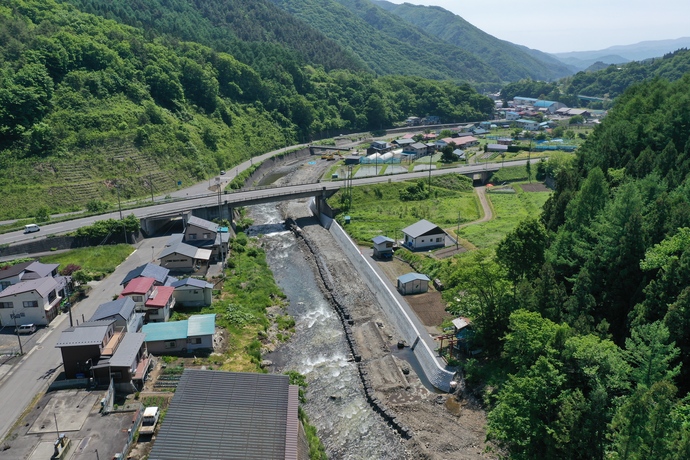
(327, 220), (456, 392)
(285, 217), (413, 440)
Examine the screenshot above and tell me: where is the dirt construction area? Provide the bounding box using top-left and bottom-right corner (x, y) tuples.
(274, 159), (492, 459)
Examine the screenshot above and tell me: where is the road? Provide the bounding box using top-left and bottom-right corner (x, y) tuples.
(0, 157), (537, 247)
(0, 236), (171, 442)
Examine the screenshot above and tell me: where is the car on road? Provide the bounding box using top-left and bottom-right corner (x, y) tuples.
(23, 224), (40, 233)
(220, 170), (226, 175)
(15, 324), (36, 334)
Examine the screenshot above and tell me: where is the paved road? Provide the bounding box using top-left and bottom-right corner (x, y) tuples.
(0, 158), (536, 247)
(0, 236), (171, 442)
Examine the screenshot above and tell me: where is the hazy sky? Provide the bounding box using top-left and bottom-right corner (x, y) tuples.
(385, 0), (690, 53)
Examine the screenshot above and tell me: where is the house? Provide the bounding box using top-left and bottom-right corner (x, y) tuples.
(453, 149), (466, 160)
(487, 144), (508, 153)
(142, 314), (216, 354)
(372, 236), (394, 259)
(55, 320), (150, 391)
(505, 111), (520, 121)
(89, 297), (143, 332)
(148, 369), (308, 460)
(497, 138), (513, 146)
(453, 136), (479, 148)
(367, 141), (391, 155)
(0, 277), (61, 327)
(184, 216), (229, 263)
(401, 219), (447, 251)
(170, 277), (214, 307)
(516, 119), (539, 131)
(121, 263), (176, 287)
(159, 239), (212, 273)
(403, 142), (428, 159)
(472, 128), (489, 136)
(0, 261), (70, 299)
(434, 137), (457, 149)
(120, 277), (176, 323)
(393, 138), (415, 148)
(397, 273), (430, 295)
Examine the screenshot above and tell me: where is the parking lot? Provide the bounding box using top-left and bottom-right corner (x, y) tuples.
(1, 388), (137, 460)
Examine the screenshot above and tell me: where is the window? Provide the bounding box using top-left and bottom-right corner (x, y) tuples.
(48, 290), (57, 303)
(0, 281), (10, 291)
(132, 296), (143, 302)
(193, 290), (199, 294)
(0, 301), (13, 309)
(188, 234), (197, 240)
(164, 341), (177, 349)
(202, 233), (210, 239)
(436, 237), (443, 242)
(23, 300), (39, 308)
(187, 337), (202, 344)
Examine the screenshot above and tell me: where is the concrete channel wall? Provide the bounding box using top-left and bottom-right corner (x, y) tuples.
(327, 220), (456, 392)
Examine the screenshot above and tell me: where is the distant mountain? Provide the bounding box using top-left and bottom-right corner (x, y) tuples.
(552, 37), (690, 70)
(372, 0), (575, 81)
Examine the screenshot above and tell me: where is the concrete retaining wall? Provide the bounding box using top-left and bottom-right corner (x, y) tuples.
(328, 221), (455, 392)
(0, 232), (143, 259)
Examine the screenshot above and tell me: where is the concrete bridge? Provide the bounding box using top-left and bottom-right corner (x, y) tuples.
(139, 159), (524, 235)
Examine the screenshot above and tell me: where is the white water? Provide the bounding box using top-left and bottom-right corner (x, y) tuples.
(246, 202), (406, 460)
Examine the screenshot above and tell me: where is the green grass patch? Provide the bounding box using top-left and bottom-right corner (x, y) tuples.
(488, 165), (536, 183)
(458, 186), (551, 249)
(329, 176), (479, 244)
(39, 244), (134, 277)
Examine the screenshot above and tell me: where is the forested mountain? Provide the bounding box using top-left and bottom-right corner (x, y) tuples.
(498, 48), (690, 110)
(372, 0), (575, 81)
(449, 75), (690, 458)
(0, 0), (493, 219)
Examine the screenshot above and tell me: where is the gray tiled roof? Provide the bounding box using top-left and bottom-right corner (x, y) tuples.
(121, 263), (171, 286)
(170, 278), (213, 289)
(90, 297), (136, 322)
(55, 324), (110, 347)
(23, 261), (58, 279)
(159, 241), (199, 259)
(0, 261), (32, 280)
(186, 215), (219, 233)
(108, 332), (145, 368)
(149, 369), (294, 460)
(0, 277), (58, 299)
(401, 219), (443, 238)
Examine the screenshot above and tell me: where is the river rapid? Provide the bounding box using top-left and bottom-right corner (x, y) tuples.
(246, 202), (406, 460)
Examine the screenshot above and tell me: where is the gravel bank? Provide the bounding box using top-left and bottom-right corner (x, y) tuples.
(270, 158), (493, 459)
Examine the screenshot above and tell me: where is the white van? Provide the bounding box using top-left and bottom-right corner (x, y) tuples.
(15, 324), (36, 334)
(24, 224), (40, 233)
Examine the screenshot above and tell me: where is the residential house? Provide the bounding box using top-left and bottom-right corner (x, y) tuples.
(401, 219), (447, 251)
(184, 215), (228, 263)
(0, 277), (61, 327)
(452, 149), (466, 160)
(120, 277), (175, 323)
(393, 138), (415, 148)
(142, 314), (216, 354)
(397, 273), (430, 295)
(372, 236), (394, 259)
(434, 137), (457, 150)
(170, 278), (214, 307)
(497, 138), (513, 145)
(121, 263), (176, 287)
(55, 320), (150, 391)
(89, 297), (143, 332)
(453, 136), (479, 148)
(0, 261), (70, 299)
(367, 141), (391, 155)
(472, 128), (489, 136)
(159, 238), (212, 273)
(516, 119), (539, 131)
(148, 369), (309, 460)
(505, 111), (520, 121)
(403, 142), (428, 159)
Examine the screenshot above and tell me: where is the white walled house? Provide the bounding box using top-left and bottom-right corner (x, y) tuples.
(401, 220), (447, 251)
(171, 278), (214, 307)
(0, 277), (61, 327)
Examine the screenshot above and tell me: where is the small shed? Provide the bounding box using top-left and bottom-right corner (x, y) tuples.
(397, 273), (430, 295)
(372, 235), (394, 259)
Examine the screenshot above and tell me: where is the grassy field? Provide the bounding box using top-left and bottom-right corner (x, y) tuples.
(39, 244), (134, 277)
(458, 184), (551, 249)
(329, 176), (480, 244)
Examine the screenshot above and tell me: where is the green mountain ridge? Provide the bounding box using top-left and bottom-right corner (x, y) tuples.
(372, 0), (575, 81)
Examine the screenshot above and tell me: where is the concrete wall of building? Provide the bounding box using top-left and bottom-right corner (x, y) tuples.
(172, 288), (212, 307)
(187, 334), (213, 351)
(0, 233), (143, 259)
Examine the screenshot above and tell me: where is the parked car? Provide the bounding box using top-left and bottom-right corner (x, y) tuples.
(15, 324), (36, 334)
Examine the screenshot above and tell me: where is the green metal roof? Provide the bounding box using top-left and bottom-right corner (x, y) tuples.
(142, 321), (188, 342)
(187, 314), (216, 337)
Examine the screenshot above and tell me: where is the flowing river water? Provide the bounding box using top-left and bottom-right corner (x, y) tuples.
(246, 202), (406, 460)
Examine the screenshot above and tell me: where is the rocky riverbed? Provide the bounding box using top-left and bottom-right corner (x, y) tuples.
(255, 158), (493, 459)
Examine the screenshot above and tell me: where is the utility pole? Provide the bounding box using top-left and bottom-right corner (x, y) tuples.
(116, 183), (127, 244)
(428, 152), (433, 191)
(149, 173), (154, 203)
(11, 310), (23, 355)
(456, 210), (461, 250)
(215, 177), (222, 220)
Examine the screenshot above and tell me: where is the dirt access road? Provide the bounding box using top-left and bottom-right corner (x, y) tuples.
(269, 159), (493, 459)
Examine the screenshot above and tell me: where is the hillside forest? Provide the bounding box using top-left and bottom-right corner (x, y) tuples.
(0, 0), (493, 219)
(438, 75), (690, 458)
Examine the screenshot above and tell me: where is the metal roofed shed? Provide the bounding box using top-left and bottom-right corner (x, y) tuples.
(372, 235), (394, 259)
(397, 273), (431, 295)
(142, 314), (216, 353)
(148, 369), (306, 460)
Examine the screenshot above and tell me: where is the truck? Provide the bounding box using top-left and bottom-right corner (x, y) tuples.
(139, 406), (160, 436)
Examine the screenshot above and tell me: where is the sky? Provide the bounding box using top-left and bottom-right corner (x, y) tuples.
(385, 0), (690, 53)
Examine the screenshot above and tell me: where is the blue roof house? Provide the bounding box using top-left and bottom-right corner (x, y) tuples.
(142, 314), (216, 354)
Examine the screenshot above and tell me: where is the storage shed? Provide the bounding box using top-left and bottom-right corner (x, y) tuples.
(397, 273), (430, 295)
(372, 235), (394, 259)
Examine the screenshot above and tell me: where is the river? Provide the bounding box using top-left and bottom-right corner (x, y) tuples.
(246, 202), (406, 460)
